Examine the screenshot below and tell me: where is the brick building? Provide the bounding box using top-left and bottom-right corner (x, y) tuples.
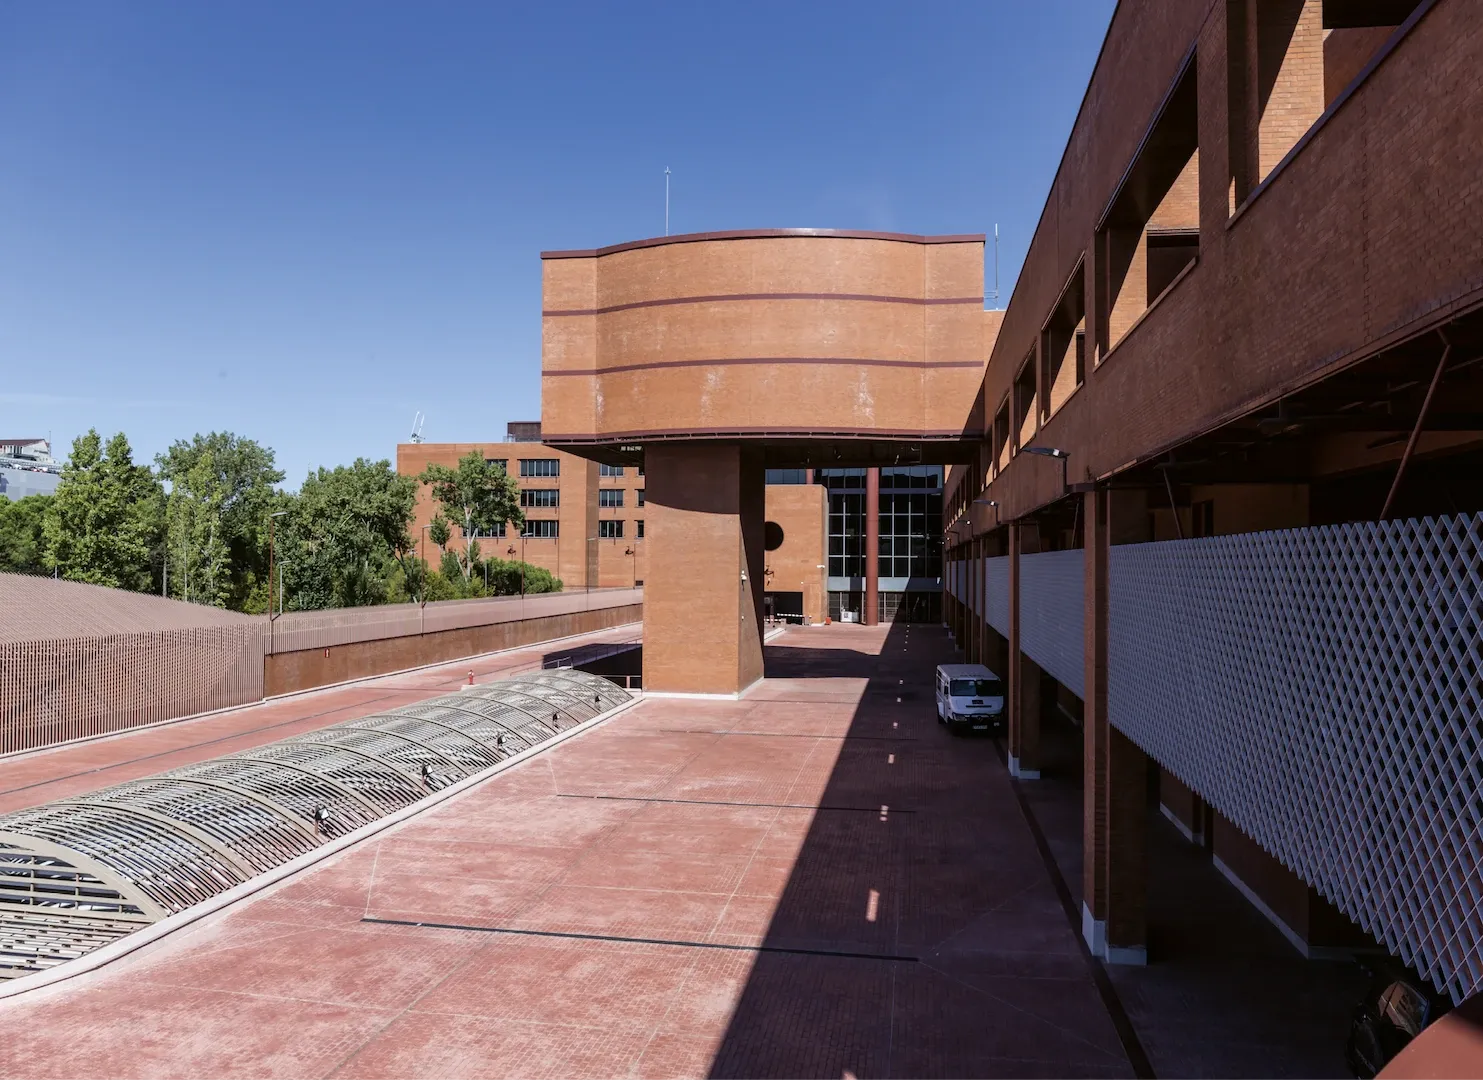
(398, 423), (647, 590)
(537, 0), (1483, 1013)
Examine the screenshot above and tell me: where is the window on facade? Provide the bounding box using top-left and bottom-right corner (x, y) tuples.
(1227, 0), (1417, 211)
(599, 464), (625, 477)
(993, 398), (1011, 476)
(480, 522), (506, 538)
(1013, 353), (1038, 452)
(878, 484), (943, 579)
(599, 489), (624, 508)
(636, 519), (644, 539)
(1041, 263), (1086, 420)
(765, 469), (808, 485)
(520, 488), (558, 508)
(636, 488), (645, 507)
(1096, 54), (1199, 359)
(519, 458), (559, 478)
(598, 520), (624, 539)
(486, 458), (508, 474)
(880, 465), (942, 489)
(522, 519), (558, 538)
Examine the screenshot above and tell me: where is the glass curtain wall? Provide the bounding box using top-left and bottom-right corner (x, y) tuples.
(816, 465), (943, 622)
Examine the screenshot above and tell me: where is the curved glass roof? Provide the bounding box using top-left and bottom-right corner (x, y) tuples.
(0, 668), (630, 982)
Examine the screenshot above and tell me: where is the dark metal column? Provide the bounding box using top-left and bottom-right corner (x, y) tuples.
(864, 467), (880, 625)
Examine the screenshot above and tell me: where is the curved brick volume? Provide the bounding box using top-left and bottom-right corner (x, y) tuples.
(540, 231), (994, 448)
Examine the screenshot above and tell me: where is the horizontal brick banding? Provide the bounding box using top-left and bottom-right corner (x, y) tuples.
(541, 227), (986, 259)
(542, 426), (983, 443)
(543, 292), (984, 317)
(543, 357), (985, 377)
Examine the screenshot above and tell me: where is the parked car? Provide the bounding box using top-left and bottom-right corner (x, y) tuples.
(1346, 956), (1451, 1078)
(934, 663), (1006, 734)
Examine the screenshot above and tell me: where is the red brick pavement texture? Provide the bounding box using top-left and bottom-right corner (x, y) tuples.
(0, 624), (1134, 1079)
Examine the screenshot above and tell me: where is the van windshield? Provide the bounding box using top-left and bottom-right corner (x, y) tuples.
(950, 678), (1003, 697)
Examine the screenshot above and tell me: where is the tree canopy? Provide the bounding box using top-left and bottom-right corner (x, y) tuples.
(278, 458), (418, 609)
(0, 494), (52, 575)
(42, 430), (163, 590)
(419, 451), (522, 584)
(157, 432), (283, 609)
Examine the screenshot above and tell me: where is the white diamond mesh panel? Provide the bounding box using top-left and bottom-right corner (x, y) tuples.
(1108, 514), (1483, 1002)
(1020, 550), (1085, 697)
(985, 556), (1009, 637)
(981, 553), (1083, 695)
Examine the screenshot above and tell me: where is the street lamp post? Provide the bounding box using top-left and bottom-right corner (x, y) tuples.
(1023, 446), (1070, 494)
(268, 510), (289, 654)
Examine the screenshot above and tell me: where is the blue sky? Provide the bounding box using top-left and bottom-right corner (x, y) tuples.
(0, 2), (1114, 486)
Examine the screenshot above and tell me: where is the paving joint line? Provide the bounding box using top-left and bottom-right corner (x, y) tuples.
(645, 727), (920, 743)
(554, 793), (917, 813)
(362, 918), (921, 962)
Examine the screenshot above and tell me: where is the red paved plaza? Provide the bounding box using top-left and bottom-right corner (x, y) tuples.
(0, 623), (1138, 1078)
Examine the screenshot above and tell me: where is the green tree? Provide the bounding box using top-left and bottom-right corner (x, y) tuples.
(0, 494), (52, 574)
(42, 430), (164, 590)
(419, 452), (522, 586)
(278, 458), (416, 610)
(157, 432), (284, 609)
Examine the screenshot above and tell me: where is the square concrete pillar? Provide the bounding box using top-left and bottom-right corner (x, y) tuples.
(643, 443), (765, 696)
(864, 467), (880, 625)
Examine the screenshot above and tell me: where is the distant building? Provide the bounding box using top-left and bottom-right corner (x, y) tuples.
(0, 438), (62, 499)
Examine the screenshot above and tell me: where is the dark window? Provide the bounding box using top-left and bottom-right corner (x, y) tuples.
(637, 489), (645, 507)
(522, 519), (558, 538)
(519, 458), (559, 478)
(1147, 230), (1200, 300)
(766, 468), (808, 484)
(598, 520), (624, 539)
(519, 488), (558, 508)
(600, 464), (625, 477)
(636, 520), (645, 539)
(599, 489), (624, 508)
(486, 458), (508, 474)
(950, 678), (1004, 698)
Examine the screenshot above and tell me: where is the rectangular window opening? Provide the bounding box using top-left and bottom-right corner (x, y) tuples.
(1040, 263), (1087, 420)
(598, 520), (624, 539)
(992, 398), (1011, 476)
(519, 458), (560, 478)
(1227, 0), (1417, 213)
(599, 489), (624, 508)
(636, 520), (645, 539)
(519, 489), (559, 508)
(522, 519), (558, 539)
(1096, 54), (1200, 360)
(599, 464), (625, 477)
(1013, 354), (1038, 453)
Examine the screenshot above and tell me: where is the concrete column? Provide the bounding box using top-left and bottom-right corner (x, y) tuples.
(643, 443), (766, 696)
(1082, 487), (1147, 964)
(864, 467), (880, 625)
(1083, 489), (1111, 955)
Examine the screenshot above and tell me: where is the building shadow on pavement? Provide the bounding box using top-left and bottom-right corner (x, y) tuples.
(707, 621), (1137, 1079)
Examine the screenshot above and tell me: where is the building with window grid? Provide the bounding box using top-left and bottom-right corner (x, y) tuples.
(398, 423), (647, 589)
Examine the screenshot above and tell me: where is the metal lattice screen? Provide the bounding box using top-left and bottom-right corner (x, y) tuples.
(1109, 513), (1483, 1002)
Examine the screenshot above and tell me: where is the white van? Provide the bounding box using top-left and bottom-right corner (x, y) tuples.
(934, 663), (1007, 734)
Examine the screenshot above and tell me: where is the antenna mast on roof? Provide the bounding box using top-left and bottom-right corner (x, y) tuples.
(664, 167), (671, 236)
(989, 224), (1000, 309)
(409, 411), (425, 444)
